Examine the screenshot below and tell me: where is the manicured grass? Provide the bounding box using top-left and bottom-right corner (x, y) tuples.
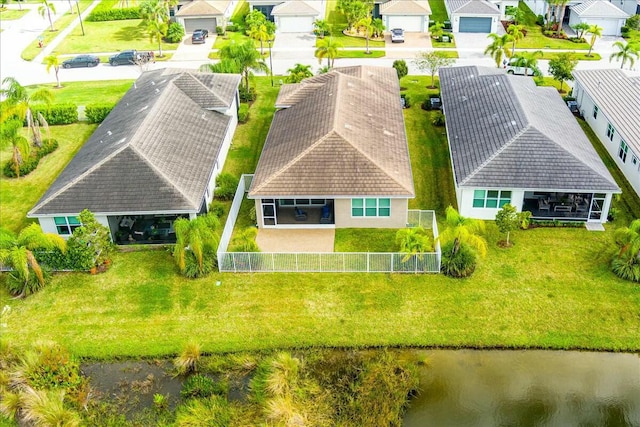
(0, 124), (97, 232)
(318, 34), (385, 48)
(516, 50), (601, 60)
(428, 0), (449, 23)
(334, 229), (399, 252)
(26, 80), (134, 105)
(230, 0), (249, 25)
(325, 0), (348, 30)
(213, 31), (262, 49)
(514, 2), (589, 50)
(21, 0), (93, 61)
(0, 8), (28, 20)
(53, 19), (179, 55)
(432, 49), (458, 58)
(336, 49), (385, 59)
(432, 39), (456, 49)
(534, 76), (566, 92)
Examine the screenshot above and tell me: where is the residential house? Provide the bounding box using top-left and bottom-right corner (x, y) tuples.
(374, 0), (432, 33)
(524, 0), (637, 24)
(445, 0), (505, 33)
(174, 0), (237, 32)
(28, 69), (241, 244)
(439, 66), (620, 222)
(568, 0), (630, 36)
(248, 0), (325, 33)
(573, 69), (640, 198)
(248, 66), (414, 228)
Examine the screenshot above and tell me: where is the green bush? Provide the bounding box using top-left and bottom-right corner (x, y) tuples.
(625, 14), (640, 31)
(165, 22), (185, 43)
(536, 14), (544, 26)
(87, 5), (141, 21)
(392, 60), (408, 79)
(239, 85), (257, 102)
(183, 249), (217, 278)
(440, 241), (477, 278)
(238, 103), (250, 123)
(85, 103), (115, 124)
(208, 200), (226, 218)
(216, 26), (225, 36)
(3, 138), (58, 178)
(432, 111), (445, 126)
(226, 24), (239, 32)
(30, 103), (78, 125)
(181, 374), (228, 399)
(214, 173), (239, 201)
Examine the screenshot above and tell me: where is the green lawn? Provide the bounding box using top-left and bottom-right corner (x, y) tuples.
(325, 0), (348, 30)
(334, 229), (399, 252)
(432, 39), (456, 49)
(0, 123), (97, 232)
(516, 50), (601, 60)
(0, 8), (28, 20)
(428, 0), (449, 23)
(230, 0), (249, 25)
(514, 2), (590, 50)
(213, 30), (262, 49)
(432, 50), (458, 58)
(26, 80), (134, 105)
(52, 19), (179, 55)
(336, 49), (385, 58)
(318, 34), (385, 48)
(21, 0), (93, 61)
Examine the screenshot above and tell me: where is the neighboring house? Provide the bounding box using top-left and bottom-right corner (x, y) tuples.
(248, 0), (325, 33)
(445, 0), (503, 33)
(248, 66), (414, 229)
(28, 69), (241, 244)
(174, 0), (237, 32)
(439, 66), (620, 223)
(524, 0), (637, 22)
(573, 69), (640, 198)
(376, 0), (432, 32)
(569, 0), (630, 36)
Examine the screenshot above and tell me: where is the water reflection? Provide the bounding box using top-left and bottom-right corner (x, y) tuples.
(403, 350), (640, 427)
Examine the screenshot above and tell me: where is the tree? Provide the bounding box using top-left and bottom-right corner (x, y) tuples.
(571, 21), (589, 39)
(336, 0), (371, 31)
(548, 52), (577, 92)
(201, 40), (269, 92)
(392, 59), (408, 79)
(429, 21), (444, 40)
(371, 17), (384, 38)
(507, 24), (524, 57)
(555, 0), (569, 33)
(313, 19), (330, 38)
(395, 227), (433, 262)
(244, 9), (267, 31)
(609, 41), (639, 70)
(141, 0), (168, 56)
(248, 21), (274, 55)
(0, 224), (66, 298)
(147, 18), (168, 56)
(0, 118), (30, 177)
(44, 54), (61, 88)
(315, 37), (342, 68)
(495, 204), (519, 246)
(0, 77), (53, 147)
(413, 51), (454, 89)
(438, 206), (487, 257)
(611, 219), (640, 282)
(511, 50), (543, 77)
(356, 16), (374, 54)
(173, 214), (220, 277)
(586, 24), (602, 57)
(506, 5), (525, 25)
(285, 63), (313, 83)
(484, 33), (513, 68)
(38, 0), (56, 32)
(67, 210), (115, 268)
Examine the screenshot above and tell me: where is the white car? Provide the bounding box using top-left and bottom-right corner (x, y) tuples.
(504, 58), (536, 76)
(391, 28), (405, 43)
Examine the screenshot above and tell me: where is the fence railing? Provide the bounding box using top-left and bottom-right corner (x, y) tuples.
(217, 175), (440, 273)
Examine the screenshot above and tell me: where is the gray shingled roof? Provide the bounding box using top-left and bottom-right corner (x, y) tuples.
(29, 69), (241, 216)
(440, 66), (619, 192)
(249, 66), (414, 198)
(380, 0), (431, 15)
(446, 0), (499, 14)
(571, 0), (629, 18)
(272, 0), (321, 15)
(573, 69), (640, 153)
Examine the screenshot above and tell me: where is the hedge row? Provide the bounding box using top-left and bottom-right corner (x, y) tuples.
(86, 3), (141, 21)
(34, 244), (95, 271)
(3, 138), (59, 178)
(85, 103), (116, 124)
(30, 103), (78, 126)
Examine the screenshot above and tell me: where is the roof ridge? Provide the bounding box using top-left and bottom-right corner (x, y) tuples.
(177, 72), (227, 107)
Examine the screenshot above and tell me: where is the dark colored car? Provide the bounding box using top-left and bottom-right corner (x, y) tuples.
(62, 54), (100, 68)
(191, 29), (209, 44)
(109, 50), (154, 66)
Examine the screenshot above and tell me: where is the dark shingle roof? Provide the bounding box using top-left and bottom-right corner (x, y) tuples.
(249, 66), (414, 198)
(440, 66), (619, 192)
(29, 69), (241, 216)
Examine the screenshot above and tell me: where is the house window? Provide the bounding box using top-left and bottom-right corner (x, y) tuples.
(619, 141), (629, 163)
(351, 198), (391, 217)
(593, 105), (599, 119)
(473, 190), (512, 208)
(54, 216), (81, 235)
(607, 123), (615, 141)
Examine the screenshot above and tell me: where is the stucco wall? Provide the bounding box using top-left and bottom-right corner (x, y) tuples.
(37, 215), (110, 239)
(334, 198), (408, 228)
(458, 189), (525, 220)
(205, 98), (239, 209)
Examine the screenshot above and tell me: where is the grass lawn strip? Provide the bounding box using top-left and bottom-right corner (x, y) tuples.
(429, 0), (449, 23)
(0, 8), (29, 20)
(515, 50), (601, 60)
(26, 80), (133, 105)
(213, 30), (262, 50)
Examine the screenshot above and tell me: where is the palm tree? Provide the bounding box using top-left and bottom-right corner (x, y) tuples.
(612, 219), (640, 281)
(507, 24), (524, 57)
(202, 41), (269, 92)
(285, 63), (313, 83)
(313, 19), (330, 38)
(173, 213), (220, 275)
(38, 0), (56, 32)
(511, 50), (543, 76)
(438, 206), (487, 257)
(586, 24), (602, 57)
(0, 119), (30, 177)
(356, 16), (374, 54)
(248, 22), (271, 55)
(315, 37), (342, 68)
(555, 0), (569, 33)
(147, 18), (167, 57)
(0, 224), (66, 298)
(44, 54), (61, 88)
(429, 21), (445, 40)
(609, 41), (639, 69)
(140, 0), (167, 23)
(0, 77), (53, 147)
(371, 17), (385, 38)
(395, 227), (433, 262)
(484, 33), (513, 67)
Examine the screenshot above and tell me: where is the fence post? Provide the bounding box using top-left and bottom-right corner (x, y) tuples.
(272, 253), (275, 272)
(390, 253), (393, 273)
(232, 253), (236, 273)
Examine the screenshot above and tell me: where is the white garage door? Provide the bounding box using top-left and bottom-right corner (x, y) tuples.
(588, 18), (619, 36)
(387, 15), (423, 32)
(278, 16), (314, 33)
(184, 17), (217, 33)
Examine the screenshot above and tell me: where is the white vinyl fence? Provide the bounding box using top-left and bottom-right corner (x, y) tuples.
(217, 175), (441, 273)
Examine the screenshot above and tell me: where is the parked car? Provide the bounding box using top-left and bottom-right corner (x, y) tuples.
(391, 28), (404, 43)
(191, 29), (209, 44)
(109, 50), (155, 66)
(504, 57), (536, 76)
(62, 54), (100, 68)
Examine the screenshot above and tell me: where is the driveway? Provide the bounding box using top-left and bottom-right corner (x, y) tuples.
(384, 32), (432, 58)
(170, 33), (216, 63)
(272, 33), (316, 60)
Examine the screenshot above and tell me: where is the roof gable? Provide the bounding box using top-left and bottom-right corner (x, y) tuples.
(272, 0), (321, 15)
(446, 0), (499, 14)
(380, 0), (431, 15)
(571, 0), (629, 18)
(175, 0), (231, 16)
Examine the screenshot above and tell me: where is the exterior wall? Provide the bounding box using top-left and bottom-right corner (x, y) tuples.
(334, 198), (408, 228)
(451, 13), (500, 32)
(491, 0), (519, 19)
(568, 13), (626, 36)
(458, 189), (525, 220)
(574, 81), (640, 198)
(383, 15), (429, 32)
(37, 215), (110, 240)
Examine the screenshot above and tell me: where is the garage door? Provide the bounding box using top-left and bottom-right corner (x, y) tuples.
(459, 17), (492, 33)
(277, 16), (314, 33)
(386, 15), (423, 32)
(588, 18), (619, 36)
(184, 17), (217, 33)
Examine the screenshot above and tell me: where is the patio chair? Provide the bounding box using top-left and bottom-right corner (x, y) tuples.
(538, 198), (550, 212)
(320, 205), (333, 224)
(295, 207), (307, 221)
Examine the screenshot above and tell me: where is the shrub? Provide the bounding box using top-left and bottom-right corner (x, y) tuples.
(30, 103), (78, 125)
(611, 255), (640, 282)
(3, 138), (58, 178)
(175, 395), (231, 427)
(4, 269), (50, 297)
(625, 14), (640, 31)
(85, 103), (115, 124)
(400, 93), (410, 108)
(174, 342), (201, 374)
(392, 60), (408, 79)
(569, 37), (586, 43)
(87, 5), (141, 21)
(441, 241), (477, 278)
(432, 111), (445, 126)
(238, 103), (250, 123)
(536, 15), (544, 26)
(216, 26), (225, 36)
(165, 22), (185, 43)
(214, 173), (239, 201)
(209, 200), (226, 218)
(181, 374), (228, 399)
(239, 85), (257, 102)
(183, 249), (217, 278)
(226, 24), (239, 32)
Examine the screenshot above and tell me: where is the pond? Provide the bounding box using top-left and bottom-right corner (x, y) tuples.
(403, 349), (640, 427)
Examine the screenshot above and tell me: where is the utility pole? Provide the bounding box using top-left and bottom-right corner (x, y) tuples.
(76, 1), (85, 36)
